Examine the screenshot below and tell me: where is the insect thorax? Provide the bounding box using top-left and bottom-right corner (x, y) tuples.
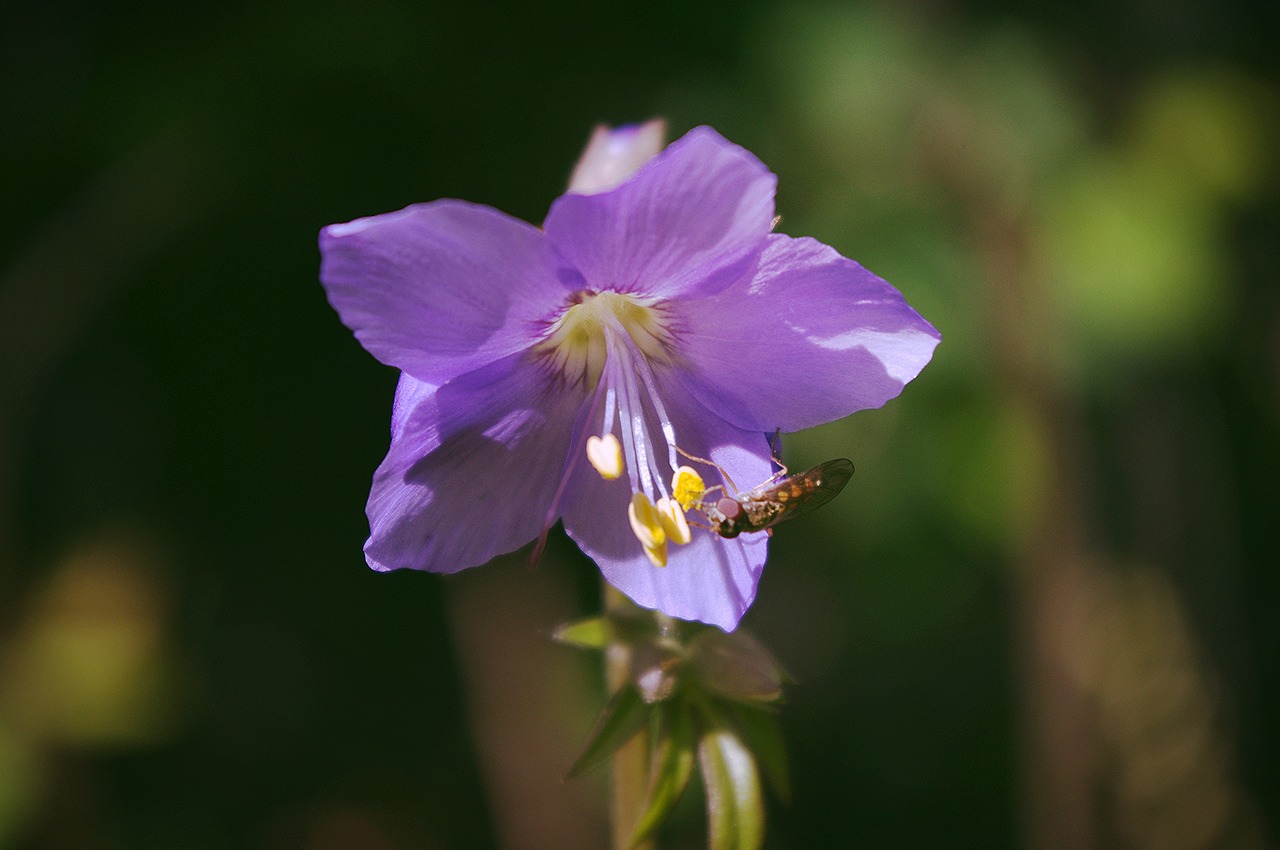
(742, 498), (785, 527)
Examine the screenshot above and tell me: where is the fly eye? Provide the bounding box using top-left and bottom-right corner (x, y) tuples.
(715, 497), (740, 519)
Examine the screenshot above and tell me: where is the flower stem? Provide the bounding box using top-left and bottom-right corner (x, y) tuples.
(604, 583), (654, 850)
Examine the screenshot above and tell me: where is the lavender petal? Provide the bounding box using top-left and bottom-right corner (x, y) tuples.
(321, 200), (568, 386)
(364, 354), (585, 574)
(544, 127), (776, 301)
(672, 234), (941, 432)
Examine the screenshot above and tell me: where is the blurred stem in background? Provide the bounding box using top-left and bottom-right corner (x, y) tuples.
(964, 153), (1099, 850)
(604, 583), (655, 850)
(445, 556), (606, 850)
(948, 60), (1271, 850)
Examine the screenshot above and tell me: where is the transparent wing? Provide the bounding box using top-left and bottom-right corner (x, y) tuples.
(748, 458), (854, 531)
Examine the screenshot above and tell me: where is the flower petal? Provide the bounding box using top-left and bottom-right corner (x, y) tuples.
(567, 120), (667, 195)
(320, 200), (567, 385)
(390, 371), (435, 439)
(672, 234), (941, 432)
(544, 127), (776, 301)
(364, 354), (585, 573)
(561, 390), (774, 631)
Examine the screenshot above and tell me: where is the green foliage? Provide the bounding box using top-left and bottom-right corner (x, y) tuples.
(698, 724), (764, 850)
(567, 684), (650, 780)
(563, 609), (789, 849)
(628, 700), (697, 848)
(554, 616), (612, 650)
(725, 704), (790, 803)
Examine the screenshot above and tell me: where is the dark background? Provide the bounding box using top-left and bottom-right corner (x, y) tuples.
(2, 0), (1277, 847)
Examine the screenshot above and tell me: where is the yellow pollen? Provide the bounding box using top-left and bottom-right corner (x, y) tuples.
(535, 291), (672, 386)
(586, 434), (624, 480)
(672, 465), (707, 511)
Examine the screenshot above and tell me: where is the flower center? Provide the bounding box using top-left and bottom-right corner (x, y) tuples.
(533, 290), (706, 566)
(536, 291), (672, 388)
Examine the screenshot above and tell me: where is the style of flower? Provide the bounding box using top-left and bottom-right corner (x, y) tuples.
(319, 123), (939, 631)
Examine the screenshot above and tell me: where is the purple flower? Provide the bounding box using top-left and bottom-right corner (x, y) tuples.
(319, 124), (939, 631)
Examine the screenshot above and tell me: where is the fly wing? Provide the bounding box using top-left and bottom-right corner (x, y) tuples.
(751, 458), (854, 531)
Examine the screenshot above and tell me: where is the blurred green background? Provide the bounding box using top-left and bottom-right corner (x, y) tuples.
(2, 0), (1277, 847)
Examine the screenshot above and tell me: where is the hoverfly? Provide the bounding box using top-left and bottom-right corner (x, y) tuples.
(678, 449), (855, 539)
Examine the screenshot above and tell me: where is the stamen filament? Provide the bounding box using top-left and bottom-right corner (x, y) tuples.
(604, 312), (674, 501)
(604, 333), (642, 495)
(609, 330), (654, 498)
(630, 338), (680, 473)
(601, 384), (617, 442)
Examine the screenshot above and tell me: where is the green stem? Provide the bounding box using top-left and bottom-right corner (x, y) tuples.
(604, 583), (654, 850)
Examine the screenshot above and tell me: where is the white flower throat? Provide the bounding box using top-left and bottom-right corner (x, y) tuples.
(536, 290), (708, 566)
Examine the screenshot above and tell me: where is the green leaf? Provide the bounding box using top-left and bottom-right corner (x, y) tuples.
(552, 616), (610, 649)
(628, 699), (697, 847)
(566, 684), (649, 778)
(728, 704), (790, 803)
(698, 725), (764, 850)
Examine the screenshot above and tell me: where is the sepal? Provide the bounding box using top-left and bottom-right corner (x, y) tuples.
(552, 616), (611, 649)
(566, 683), (649, 779)
(687, 629), (785, 704)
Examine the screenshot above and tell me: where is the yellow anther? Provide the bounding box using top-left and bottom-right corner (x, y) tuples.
(586, 434), (624, 480)
(655, 497), (691, 545)
(627, 492), (669, 567)
(641, 539), (668, 567)
(627, 492), (666, 548)
(672, 465), (707, 511)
